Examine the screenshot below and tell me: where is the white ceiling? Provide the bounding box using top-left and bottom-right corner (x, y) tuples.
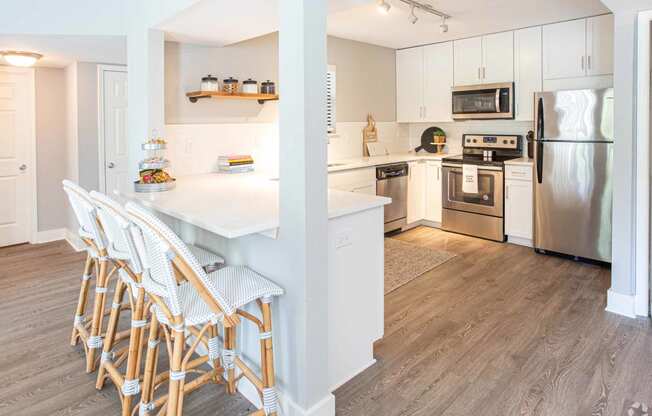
(0, 35), (126, 68)
(161, 0), (610, 49)
(328, 0), (610, 49)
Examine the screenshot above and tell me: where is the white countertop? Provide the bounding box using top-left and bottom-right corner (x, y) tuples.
(328, 152), (450, 172)
(119, 173), (391, 239)
(504, 157), (534, 166)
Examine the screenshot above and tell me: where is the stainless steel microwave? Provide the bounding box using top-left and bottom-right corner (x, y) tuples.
(451, 82), (514, 120)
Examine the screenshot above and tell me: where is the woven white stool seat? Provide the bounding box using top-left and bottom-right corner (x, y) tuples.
(151, 265), (283, 328)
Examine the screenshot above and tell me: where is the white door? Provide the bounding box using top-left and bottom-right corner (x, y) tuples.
(407, 161), (426, 224)
(101, 68), (128, 195)
(482, 31), (514, 84)
(423, 42), (453, 122)
(587, 14), (614, 76)
(454, 37), (483, 86)
(505, 179), (533, 240)
(396, 48), (424, 122)
(543, 19), (587, 80)
(425, 161), (442, 223)
(514, 26), (542, 121)
(0, 68), (33, 247)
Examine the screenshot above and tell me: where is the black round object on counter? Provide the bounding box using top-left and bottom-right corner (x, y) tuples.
(415, 126), (446, 153)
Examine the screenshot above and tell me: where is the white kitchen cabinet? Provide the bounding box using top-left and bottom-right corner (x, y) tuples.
(454, 36), (483, 86)
(543, 15), (613, 81)
(425, 161), (442, 223)
(328, 168), (376, 195)
(587, 14), (614, 76)
(396, 47), (424, 122)
(423, 42), (454, 122)
(505, 165), (533, 244)
(407, 161), (426, 224)
(397, 43), (453, 122)
(514, 26), (542, 121)
(482, 31), (514, 84)
(543, 19), (587, 80)
(454, 33), (513, 86)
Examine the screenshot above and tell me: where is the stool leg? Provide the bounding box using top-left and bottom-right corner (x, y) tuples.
(121, 286), (146, 416)
(70, 253), (94, 346)
(96, 278), (127, 389)
(86, 257), (109, 373)
(139, 313), (160, 416)
(260, 300), (278, 416)
(167, 327), (186, 416)
(224, 326), (237, 395)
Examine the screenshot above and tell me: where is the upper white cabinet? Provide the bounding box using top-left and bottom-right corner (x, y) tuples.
(423, 42), (454, 122)
(397, 42), (453, 123)
(543, 15), (613, 80)
(396, 47), (424, 123)
(454, 37), (483, 86)
(587, 14), (614, 76)
(454, 32), (513, 86)
(514, 26), (542, 121)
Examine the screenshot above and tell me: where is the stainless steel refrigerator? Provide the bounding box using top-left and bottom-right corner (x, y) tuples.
(533, 88), (614, 262)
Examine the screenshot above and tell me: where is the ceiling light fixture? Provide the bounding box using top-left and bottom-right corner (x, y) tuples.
(1, 51), (42, 67)
(440, 16), (449, 33)
(409, 5), (418, 24)
(377, 0), (391, 14)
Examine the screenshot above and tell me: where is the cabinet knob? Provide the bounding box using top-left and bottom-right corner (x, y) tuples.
(107, 162), (116, 169)
(19, 164), (27, 171)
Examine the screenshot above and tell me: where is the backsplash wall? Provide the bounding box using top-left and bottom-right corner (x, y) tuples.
(402, 120), (535, 155)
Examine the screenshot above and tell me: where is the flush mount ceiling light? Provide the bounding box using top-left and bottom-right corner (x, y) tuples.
(1, 51), (42, 67)
(377, 0), (391, 14)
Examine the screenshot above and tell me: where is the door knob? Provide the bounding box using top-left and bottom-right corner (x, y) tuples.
(107, 162), (115, 169)
(19, 164), (27, 171)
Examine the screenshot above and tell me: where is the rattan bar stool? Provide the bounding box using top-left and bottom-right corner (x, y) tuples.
(125, 202), (284, 416)
(63, 180), (117, 373)
(90, 191), (227, 416)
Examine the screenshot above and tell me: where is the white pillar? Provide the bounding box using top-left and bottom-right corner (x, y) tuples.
(126, 28), (165, 183)
(278, 0), (333, 415)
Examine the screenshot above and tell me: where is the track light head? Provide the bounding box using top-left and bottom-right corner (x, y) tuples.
(440, 16), (449, 33)
(377, 0), (391, 14)
(409, 5), (418, 24)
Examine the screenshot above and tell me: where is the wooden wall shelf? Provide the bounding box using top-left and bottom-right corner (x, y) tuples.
(186, 91), (279, 104)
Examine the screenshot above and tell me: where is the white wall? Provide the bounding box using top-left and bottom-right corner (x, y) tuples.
(64, 63), (79, 232)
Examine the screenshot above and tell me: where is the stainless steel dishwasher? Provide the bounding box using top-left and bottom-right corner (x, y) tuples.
(376, 163), (408, 233)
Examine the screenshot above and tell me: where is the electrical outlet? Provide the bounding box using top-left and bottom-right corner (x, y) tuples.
(335, 229), (353, 249)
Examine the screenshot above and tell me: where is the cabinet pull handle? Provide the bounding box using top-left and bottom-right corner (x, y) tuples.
(505, 184), (509, 200)
(588, 55), (592, 70)
(437, 167), (440, 180)
(482, 67), (486, 80)
(581, 56), (585, 71)
(423, 106), (427, 119)
(478, 67), (482, 80)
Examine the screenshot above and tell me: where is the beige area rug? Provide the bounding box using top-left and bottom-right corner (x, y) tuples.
(384, 238), (456, 294)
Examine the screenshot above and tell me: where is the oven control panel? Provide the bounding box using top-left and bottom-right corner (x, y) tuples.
(463, 134), (520, 149)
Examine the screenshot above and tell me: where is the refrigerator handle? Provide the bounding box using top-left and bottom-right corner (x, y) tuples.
(536, 97), (544, 184)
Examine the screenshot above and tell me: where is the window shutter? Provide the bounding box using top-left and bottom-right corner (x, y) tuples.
(326, 69), (336, 134)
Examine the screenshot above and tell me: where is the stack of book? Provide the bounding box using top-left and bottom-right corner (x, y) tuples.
(218, 155), (255, 173)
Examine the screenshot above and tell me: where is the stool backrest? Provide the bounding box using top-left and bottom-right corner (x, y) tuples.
(125, 202), (235, 317)
(89, 191), (143, 274)
(62, 180), (105, 250)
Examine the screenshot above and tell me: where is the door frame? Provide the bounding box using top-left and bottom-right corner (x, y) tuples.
(97, 64), (127, 194)
(636, 10), (652, 317)
(0, 66), (37, 245)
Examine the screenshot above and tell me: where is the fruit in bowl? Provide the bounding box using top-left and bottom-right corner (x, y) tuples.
(139, 169), (173, 184)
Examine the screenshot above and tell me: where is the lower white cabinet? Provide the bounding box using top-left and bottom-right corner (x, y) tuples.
(505, 164), (533, 244)
(425, 161), (442, 223)
(408, 160), (442, 225)
(407, 161), (426, 224)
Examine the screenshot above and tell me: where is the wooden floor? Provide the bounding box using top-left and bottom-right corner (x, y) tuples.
(1, 228), (651, 416)
(335, 227), (652, 416)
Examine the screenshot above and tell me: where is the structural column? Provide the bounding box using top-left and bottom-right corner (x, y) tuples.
(278, 0), (333, 415)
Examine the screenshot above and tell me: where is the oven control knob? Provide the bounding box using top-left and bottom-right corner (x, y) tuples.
(473, 139), (477, 143)
(503, 139), (508, 144)
(482, 194), (489, 201)
(510, 140), (515, 144)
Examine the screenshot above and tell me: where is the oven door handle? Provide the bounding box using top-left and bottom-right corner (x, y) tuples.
(442, 163), (503, 172)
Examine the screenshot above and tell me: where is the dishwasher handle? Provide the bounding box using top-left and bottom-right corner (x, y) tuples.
(377, 164), (409, 180)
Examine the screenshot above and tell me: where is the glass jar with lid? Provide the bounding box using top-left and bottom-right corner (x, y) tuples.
(200, 74), (219, 92)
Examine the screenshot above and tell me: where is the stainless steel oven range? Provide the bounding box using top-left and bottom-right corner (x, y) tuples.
(441, 134), (522, 242)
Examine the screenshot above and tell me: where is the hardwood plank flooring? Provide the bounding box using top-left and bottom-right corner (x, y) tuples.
(1, 228), (651, 416)
(334, 227), (652, 416)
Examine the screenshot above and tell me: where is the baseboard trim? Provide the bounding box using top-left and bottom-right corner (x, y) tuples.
(330, 358), (376, 391)
(606, 289), (637, 319)
(64, 229), (85, 252)
(33, 228), (66, 244)
(507, 236), (533, 248)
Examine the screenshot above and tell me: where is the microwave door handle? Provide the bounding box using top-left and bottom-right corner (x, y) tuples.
(495, 89), (500, 113)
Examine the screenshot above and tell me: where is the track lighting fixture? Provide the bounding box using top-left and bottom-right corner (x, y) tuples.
(377, 0), (391, 14)
(440, 16), (449, 33)
(409, 5), (418, 24)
